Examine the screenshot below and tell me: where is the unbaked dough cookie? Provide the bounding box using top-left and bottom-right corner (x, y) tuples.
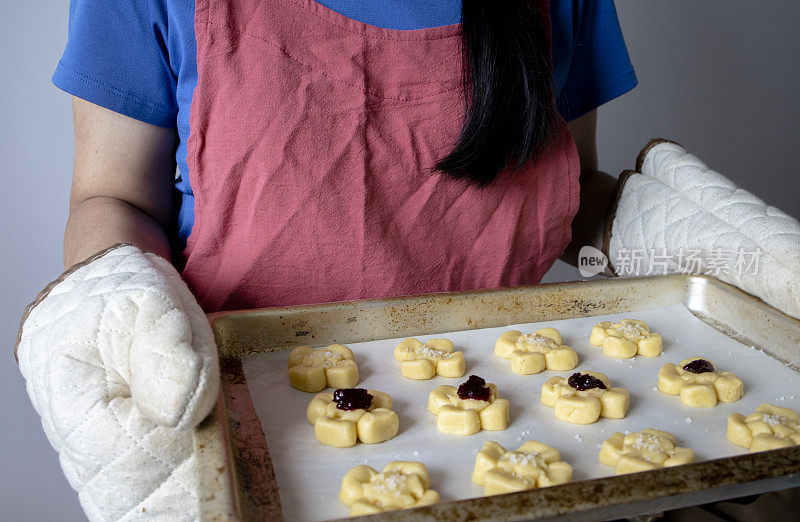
(541, 371), (630, 424)
(599, 429), (694, 475)
(658, 357), (743, 407)
(288, 344), (359, 392)
(339, 461), (439, 515)
(472, 440), (572, 495)
(727, 404), (800, 452)
(428, 375), (510, 435)
(494, 328), (578, 374)
(394, 338), (466, 380)
(307, 388), (399, 447)
(590, 319), (662, 358)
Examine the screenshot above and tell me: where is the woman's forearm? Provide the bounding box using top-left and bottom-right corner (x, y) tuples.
(63, 196), (172, 268)
(561, 170), (617, 269)
(559, 110), (614, 269)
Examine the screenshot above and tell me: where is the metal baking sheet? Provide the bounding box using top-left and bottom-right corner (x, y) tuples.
(195, 275), (800, 521)
(242, 304), (800, 521)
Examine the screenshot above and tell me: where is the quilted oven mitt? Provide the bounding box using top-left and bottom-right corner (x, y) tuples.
(604, 139), (800, 319)
(15, 244), (219, 522)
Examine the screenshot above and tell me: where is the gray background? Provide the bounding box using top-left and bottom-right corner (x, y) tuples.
(1, 1), (798, 520)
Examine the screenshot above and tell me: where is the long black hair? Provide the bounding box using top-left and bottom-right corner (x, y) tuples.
(436, 0), (557, 185)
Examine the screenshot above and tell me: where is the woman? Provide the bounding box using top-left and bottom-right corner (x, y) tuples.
(17, 1), (799, 520)
(54, 0), (635, 306)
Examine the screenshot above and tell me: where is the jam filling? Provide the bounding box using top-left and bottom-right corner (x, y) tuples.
(568, 372), (607, 391)
(682, 359), (714, 374)
(333, 388), (373, 411)
(457, 375), (492, 401)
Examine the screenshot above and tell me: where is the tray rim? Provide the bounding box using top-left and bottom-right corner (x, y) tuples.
(196, 274), (800, 521)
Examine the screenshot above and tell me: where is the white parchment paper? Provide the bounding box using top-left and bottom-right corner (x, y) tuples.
(242, 303), (800, 521)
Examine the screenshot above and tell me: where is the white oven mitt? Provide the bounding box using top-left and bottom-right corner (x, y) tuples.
(604, 139), (800, 319)
(15, 244), (219, 521)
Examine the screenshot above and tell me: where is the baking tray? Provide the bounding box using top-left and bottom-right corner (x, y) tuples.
(195, 274), (800, 521)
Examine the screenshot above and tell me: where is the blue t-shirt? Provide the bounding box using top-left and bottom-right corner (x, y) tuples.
(53, 0), (637, 247)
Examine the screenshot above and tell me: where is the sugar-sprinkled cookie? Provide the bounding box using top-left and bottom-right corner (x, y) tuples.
(288, 344), (359, 392)
(590, 319), (662, 359)
(727, 403), (800, 452)
(339, 461), (439, 515)
(472, 440), (572, 495)
(494, 328), (578, 374)
(394, 338), (466, 380)
(599, 429), (694, 474)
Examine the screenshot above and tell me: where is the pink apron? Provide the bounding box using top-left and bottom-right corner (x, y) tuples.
(183, 0), (580, 312)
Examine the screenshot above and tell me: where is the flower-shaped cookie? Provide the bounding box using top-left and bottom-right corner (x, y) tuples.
(339, 461), (439, 516)
(727, 403), (800, 452)
(599, 429), (694, 475)
(541, 371), (630, 424)
(590, 319), (662, 358)
(494, 328), (577, 374)
(307, 388), (398, 447)
(472, 440), (572, 495)
(394, 338), (466, 380)
(288, 344), (359, 392)
(427, 375), (510, 435)
(657, 357), (743, 407)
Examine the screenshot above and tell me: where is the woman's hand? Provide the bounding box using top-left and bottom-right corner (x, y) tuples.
(16, 245), (219, 521)
(605, 140), (800, 319)
(16, 99), (216, 521)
